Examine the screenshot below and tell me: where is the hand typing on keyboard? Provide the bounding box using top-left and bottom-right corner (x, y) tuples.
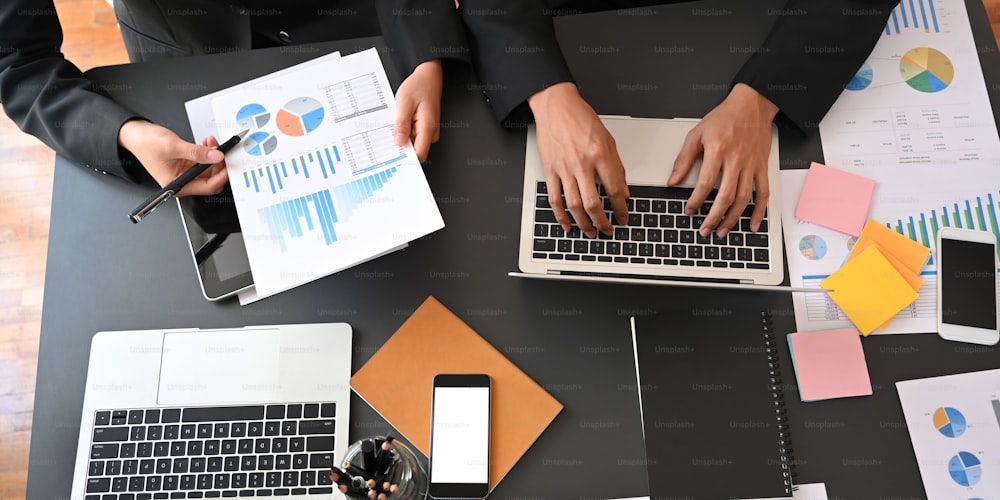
(668, 83), (779, 238)
(528, 82), (630, 239)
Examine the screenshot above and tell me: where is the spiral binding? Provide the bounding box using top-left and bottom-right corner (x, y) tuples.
(761, 310), (796, 495)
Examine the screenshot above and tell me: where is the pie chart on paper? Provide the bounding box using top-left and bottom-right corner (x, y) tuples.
(900, 47), (954, 93)
(236, 103), (270, 129)
(243, 131), (278, 156)
(846, 63), (873, 91)
(948, 451), (982, 487)
(799, 235), (827, 261)
(277, 97), (325, 137)
(933, 406), (966, 438)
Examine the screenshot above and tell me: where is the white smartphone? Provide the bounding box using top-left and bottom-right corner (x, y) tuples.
(936, 227), (1000, 345)
(429, 374), (491, 499)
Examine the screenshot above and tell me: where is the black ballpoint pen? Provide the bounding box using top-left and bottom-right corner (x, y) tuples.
(128, 129), (249, 223)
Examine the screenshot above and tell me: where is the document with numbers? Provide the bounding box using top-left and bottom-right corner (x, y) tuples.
(203, 48), (443, 298)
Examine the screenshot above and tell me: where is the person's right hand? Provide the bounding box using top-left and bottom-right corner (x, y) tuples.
(117, 119), (229, 196)
(392, 59), (443, 163)
(528, 82), (629, 239)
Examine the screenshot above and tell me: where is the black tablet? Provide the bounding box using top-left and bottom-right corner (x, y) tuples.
(176, 189), (254, 301)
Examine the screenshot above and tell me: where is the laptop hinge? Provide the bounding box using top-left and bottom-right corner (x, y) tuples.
(551, 269), (744, 285)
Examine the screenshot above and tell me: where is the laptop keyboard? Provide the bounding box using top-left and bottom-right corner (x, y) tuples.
(531, 182), (771, 269)
(84, 403), (337, 499)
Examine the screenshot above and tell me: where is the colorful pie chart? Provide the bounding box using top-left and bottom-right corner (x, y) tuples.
(846, 63), (873, 91)
(900, 47), (954, 93)
(277, 97), (325, 137)
(799, 235), (828, 260)
(933, 406), (966, 438)
(243, 131), (278, 156)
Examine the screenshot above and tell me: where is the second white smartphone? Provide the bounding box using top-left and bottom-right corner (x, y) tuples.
(429, 374), (491, 499)
(936, 227), (1000, 345)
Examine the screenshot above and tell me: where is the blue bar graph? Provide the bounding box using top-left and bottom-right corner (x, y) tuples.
(889, 190), (1000, 258)
(242, 145), (343, 194)
(257, 166), (398, 252)
(885, 0), (940, 35)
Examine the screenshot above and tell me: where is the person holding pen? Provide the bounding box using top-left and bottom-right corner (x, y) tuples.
(380, 0), (898, 239)
(0, 0), (233, 196)
(1, 0), (380, 197)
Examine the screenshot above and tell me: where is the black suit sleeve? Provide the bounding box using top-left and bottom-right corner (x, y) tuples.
(376, 0), (474, 84)
(458, 0), (574, 122)
(0, 0), (144, 180)
(732, 0), (898, 134)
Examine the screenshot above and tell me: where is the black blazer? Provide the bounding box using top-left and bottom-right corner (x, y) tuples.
(0, 0), (144, 180)
(377, 0), (900, 133)
(0, 0), (378, 181)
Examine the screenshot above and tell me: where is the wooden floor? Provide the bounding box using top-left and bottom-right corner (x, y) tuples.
(3, 1), (1000, 498)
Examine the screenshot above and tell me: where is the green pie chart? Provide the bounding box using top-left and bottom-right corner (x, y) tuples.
(900, 47), (954, 93)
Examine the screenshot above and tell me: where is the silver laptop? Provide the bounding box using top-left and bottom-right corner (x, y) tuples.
(513, 116), (787, 290)
(71, 324), (352, 499)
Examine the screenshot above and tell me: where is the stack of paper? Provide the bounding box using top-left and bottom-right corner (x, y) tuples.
(189, 48), (444, 301)
(793, 162), (930, 334)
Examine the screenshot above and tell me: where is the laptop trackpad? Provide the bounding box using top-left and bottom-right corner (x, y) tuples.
(157, 330), (281, 405)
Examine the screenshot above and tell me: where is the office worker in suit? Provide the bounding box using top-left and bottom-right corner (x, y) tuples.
(0, 0), (232, 196)
(382, 0), (897, 239)
(0, 0), (379, 198)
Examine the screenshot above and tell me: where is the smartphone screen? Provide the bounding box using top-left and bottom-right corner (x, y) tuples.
(430, 375), (490, 498)
(940, 238), (997, 329)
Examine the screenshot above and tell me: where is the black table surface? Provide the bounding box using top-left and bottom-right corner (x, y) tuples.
(29, 1), (1000, 498)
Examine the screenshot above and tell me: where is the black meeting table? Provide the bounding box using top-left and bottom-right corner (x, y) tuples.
(28, 1), (1000, 498)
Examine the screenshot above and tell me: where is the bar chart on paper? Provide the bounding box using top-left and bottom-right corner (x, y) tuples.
(257, 167), (398, 252)
(887, 191), (1000, 257)
(242, 145), (343, 194)
(885, 0), (940, 35)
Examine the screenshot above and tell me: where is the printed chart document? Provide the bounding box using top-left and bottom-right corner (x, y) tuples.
(819, 0), (1000, 167)
(896, 369), (1000, 499)
(780, 162), (1000, 334)
(790, 0), (1000, 333)
(197, 48), (442, 297)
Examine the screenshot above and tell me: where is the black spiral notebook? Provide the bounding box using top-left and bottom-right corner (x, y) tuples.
(630, 311), (794, 499)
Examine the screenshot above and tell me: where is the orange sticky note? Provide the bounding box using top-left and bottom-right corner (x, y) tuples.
(847, 220), (930, 274)
(795, 162), (876, 236)
(822, 246), (919, 335)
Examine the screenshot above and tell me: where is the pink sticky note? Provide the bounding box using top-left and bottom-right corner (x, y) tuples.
(795, 162), (875, 236)
(787, 328), (872, 401)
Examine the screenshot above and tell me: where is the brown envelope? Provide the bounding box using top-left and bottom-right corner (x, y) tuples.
(350, 296), (563, 490)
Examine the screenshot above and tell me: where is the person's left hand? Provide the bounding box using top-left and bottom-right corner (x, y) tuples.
(392, 59), (443, 163)
(668, 83), (779, 238)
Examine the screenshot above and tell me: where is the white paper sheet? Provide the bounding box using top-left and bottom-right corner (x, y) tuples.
(819, 0), (1000, 168)
(896, 369), (1000, 499)
(780, 163), (1000, 334)
(200, 48), (442, 297)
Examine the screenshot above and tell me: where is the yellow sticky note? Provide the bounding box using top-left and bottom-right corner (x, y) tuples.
(847, 220), (931, 274)
(822, 246), (919, 335)
(848, 242), (924, 291)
